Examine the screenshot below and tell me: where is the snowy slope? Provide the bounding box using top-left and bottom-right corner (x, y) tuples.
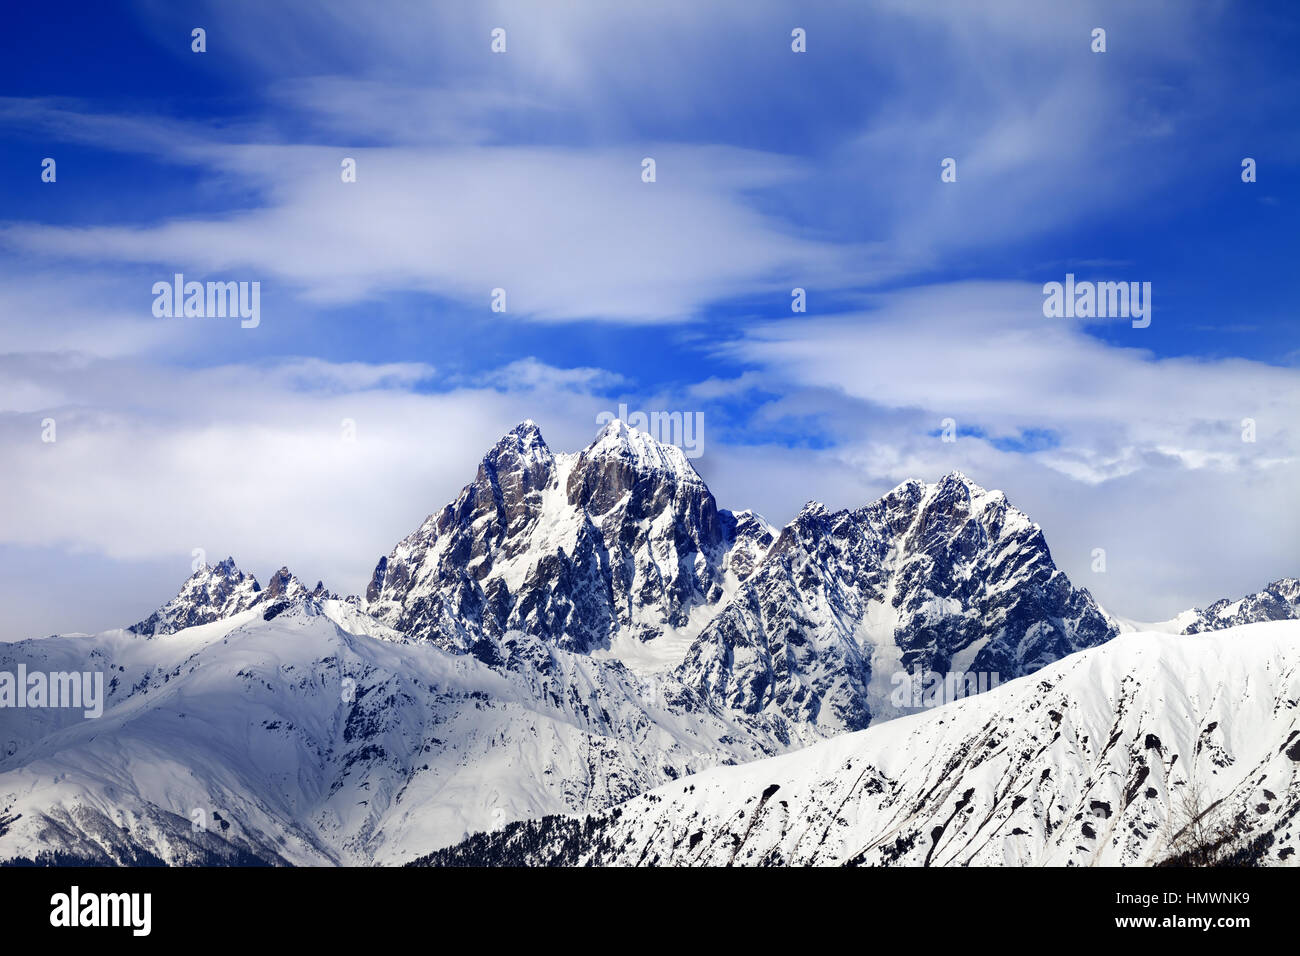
(0, 598), (783, 865)
(416, 621), (1300, 867)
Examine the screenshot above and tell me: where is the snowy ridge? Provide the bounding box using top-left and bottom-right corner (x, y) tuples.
(415, 621), (1300, 867)
(1181, 577), (1300, 633)
(127, 558), (334, 637)
(1116, 578), (1300, 635)
(0, 601), (785, 865)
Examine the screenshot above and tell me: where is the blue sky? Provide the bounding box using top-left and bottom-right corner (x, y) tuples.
(1, 0), (1298, 638)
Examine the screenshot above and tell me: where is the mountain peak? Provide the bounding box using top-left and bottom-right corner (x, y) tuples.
(880, 474), (1012, 518)
(679, 464), (1112, 733)
(582, 417), (700, 483)
(130, 557), (262, 636)
(937, 469), (979, 488)
(483, 420), (552, 472)
(883, 477), (926, 500)
(210, 555), (242, 575)
(508, 419), (543, 440)
(262, 566), (307, 601)
(931, 471), (995, 508)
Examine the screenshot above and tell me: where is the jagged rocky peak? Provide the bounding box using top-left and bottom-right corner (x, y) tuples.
(773, 471), (1014, 556)
(129, 560), (339, 636)
(262, 566), (307, 602)
(129, 556), (262, 636)
(366, 557), (389, 605)
(361, 419), (1116, 733)
(1182, 576), (1300, 633)
(721, 509), (776, 581)
(440, 419), (556, 554)
(874, 470), (1008, 520)
(485, 420), (555, 501)
(364, 421), (559, 609)
(567, 419), (711, 529)
(874, 471), (1032, 558)
(676, 471), (1116, 735)
(364, 419), (759, 657)
(569, 416), (720, 537)
(258, 567), (337, 609)
(580, 418), (701, 481)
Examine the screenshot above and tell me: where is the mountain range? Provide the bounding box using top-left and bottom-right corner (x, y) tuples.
(1, 420), (1295, 865)
(415, 622), (1300, 867)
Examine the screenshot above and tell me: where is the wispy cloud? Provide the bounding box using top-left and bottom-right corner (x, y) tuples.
(1, 0), (1296, 636)
(728, 281), (1300, 481)
(1, 137), (859, 320)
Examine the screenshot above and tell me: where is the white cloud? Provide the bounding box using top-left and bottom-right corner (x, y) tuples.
(477, 357), (624, 392)
(730, 281), (1300, 478)
(0, 353), (631, 639)
(1, 142), (856, 322)
(697, 281), (1300, 619)
(1, 0), (1291, 637)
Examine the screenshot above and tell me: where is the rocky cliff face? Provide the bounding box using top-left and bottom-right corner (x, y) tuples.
(675, 473), (1118, 734)
(364, 420), (771, 660)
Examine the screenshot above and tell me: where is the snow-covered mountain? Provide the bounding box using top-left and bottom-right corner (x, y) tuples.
(412, 621), (1300, 867)
(128, 558), (262, 636)
(0, 598), (780, 865)
(1180, 578), (1300, 634)
(361, 422), (1115, 739)
(364, 420), (772, 661)
(1115, 577), (1300, 636)
(675, 473), (1117, 735)
(2, 419), (1288, 866)
(128, 559), (333, 636)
